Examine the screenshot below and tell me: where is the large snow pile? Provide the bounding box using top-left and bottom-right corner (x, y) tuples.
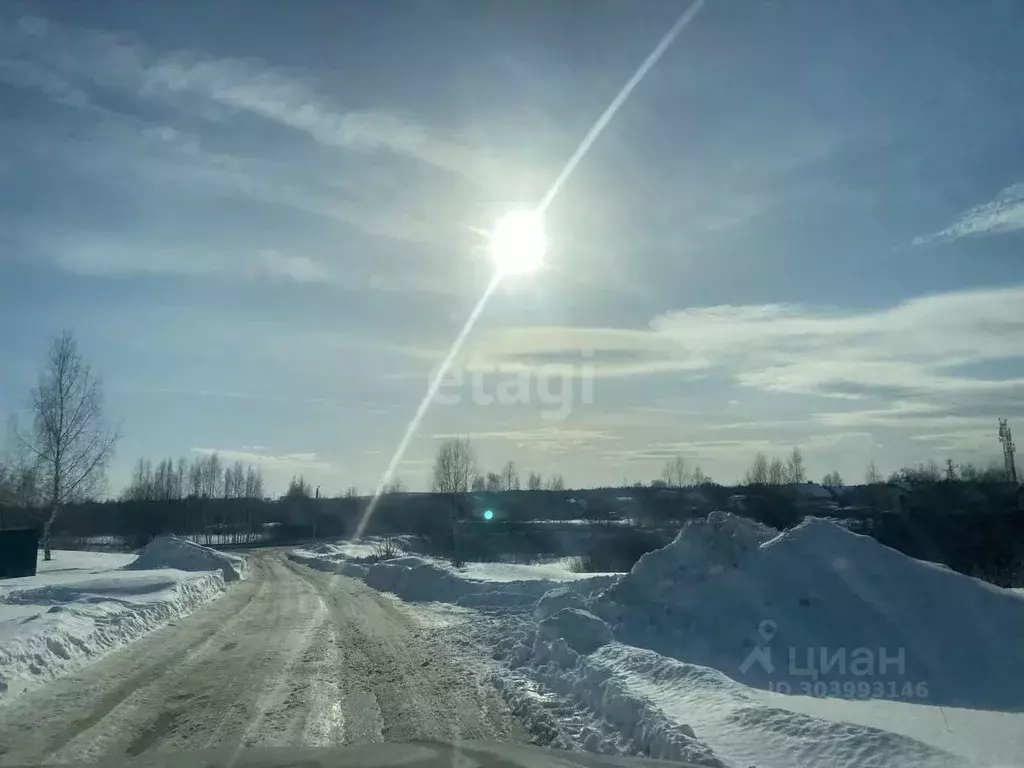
(0, 547), (242, 700)
(590, 511), (1024, 710)
(454, 512), (1024, 767)
(126, 535), (248, 582)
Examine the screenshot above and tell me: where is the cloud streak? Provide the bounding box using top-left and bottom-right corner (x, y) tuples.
(4, 12), (499, 183)
(0, 9), (518, 287)
(458, 285), (1024, 413)
(149, 56), (493, 182)
(431, 427), (619, 453)
(914, 183), (1024, 244)
(192, 447), (331, 470)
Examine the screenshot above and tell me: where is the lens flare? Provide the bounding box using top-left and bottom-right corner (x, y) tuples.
(489, 209), (547, 275)
(354, 0), (705, 541)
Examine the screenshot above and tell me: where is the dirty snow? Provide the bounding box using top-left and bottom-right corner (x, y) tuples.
(0, 538), (246, 701)
(303, 522), (1024, 768)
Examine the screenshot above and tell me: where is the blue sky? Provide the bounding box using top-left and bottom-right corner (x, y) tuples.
(2, 0), (1023, 495)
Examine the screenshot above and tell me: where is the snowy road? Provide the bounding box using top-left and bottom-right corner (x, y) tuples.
(0, 551), (525, 764)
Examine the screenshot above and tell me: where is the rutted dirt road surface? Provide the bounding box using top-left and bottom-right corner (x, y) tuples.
(0, 551), (524, 764)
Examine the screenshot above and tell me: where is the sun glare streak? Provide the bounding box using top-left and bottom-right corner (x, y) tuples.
(354, 272), (503, 539)
(355, 0), (705, 540)
(538, 0), (706, 214)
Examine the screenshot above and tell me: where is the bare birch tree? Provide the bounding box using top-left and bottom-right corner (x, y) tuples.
(432, 437), (476, 495)
(244, 466), (264, 499)
(662, 455), (690, 487)
(431, 437), (477, 565)
(785, 447), (806, 483)
(188, 460), (203, 498)
(501, 460), (520, 491)
(822, 470), (844, 488)
(224, 461), (245, 498)
(744, 452), (770, 485)
(19, 332), (118, 560)
(173, 457), (187, 500)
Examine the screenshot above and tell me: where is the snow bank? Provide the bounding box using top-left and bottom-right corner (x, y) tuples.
(362, 556), (605, 608)
(572, 644), (967, 768)
(488, 610), (987, 768)
(492, 634), (724, 766)
(481, 610), (989, 767)
(590, 512), (1024, 710)
(0, 544), (247, 701)
(289, 544), (616, 608)
(126, 535), (248, 582)
(538, 609), (613, 655)
(535, 587), (586, 620)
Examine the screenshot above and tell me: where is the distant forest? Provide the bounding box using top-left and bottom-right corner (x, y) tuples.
(2, 473), (1022, 588)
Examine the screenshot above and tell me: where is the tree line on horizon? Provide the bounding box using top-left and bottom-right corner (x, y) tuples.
(2, 333), (1019, 557)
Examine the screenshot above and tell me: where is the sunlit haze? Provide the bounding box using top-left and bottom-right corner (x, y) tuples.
(2, 1), (1023, 496)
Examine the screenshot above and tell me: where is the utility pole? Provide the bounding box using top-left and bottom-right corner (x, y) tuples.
(999, 419), (1017, 483)
(312, 486), (320, 540)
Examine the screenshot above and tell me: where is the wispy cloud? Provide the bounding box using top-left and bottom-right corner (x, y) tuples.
(431, 428), (619, 453)
(442, 326), (711, 379)
(192, 447), (330, 470)
(0, 57), (91, 108)
(462, 285), (1024, 396)
(0, 9), (516, 285)
(602, 430), (874, 465)
(4, 11), (501, 184)
(914, 183), (1024, 244)
(255, 250), (331, 284)
(905, 430), (997, 454)
(147, 56), (497, 183)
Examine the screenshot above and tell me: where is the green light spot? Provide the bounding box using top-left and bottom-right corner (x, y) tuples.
(483, 509), (494, 521)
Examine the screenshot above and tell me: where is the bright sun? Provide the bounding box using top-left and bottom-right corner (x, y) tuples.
(488, 208), (547, 276)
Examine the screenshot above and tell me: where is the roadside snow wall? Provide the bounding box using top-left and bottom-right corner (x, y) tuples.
(1, 568), (233, 700)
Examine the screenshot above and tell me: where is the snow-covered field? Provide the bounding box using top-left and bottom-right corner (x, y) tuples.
(294, 514), (1024, 768)
(0, 537), (247, 701)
